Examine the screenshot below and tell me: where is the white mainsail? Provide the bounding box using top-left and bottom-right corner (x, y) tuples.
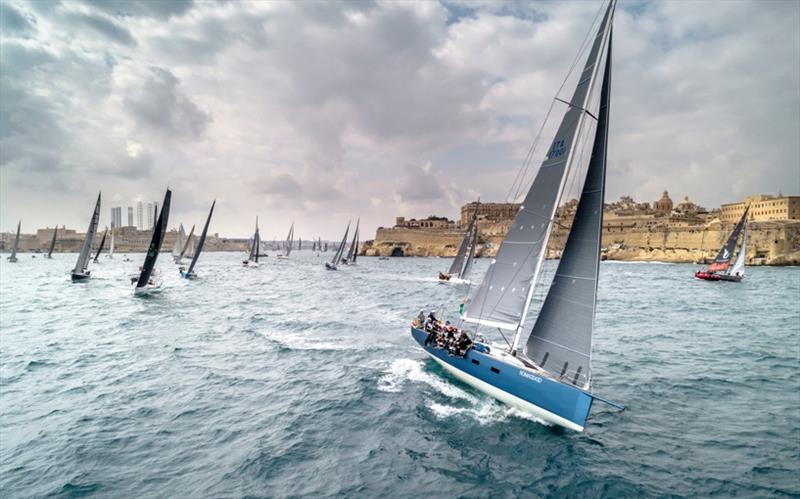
(108, 229), (115, 258)
(728, 223), (747, 277)
(172, 224), (186, 259)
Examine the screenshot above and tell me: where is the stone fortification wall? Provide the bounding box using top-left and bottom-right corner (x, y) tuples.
(367, 220), (800, 266)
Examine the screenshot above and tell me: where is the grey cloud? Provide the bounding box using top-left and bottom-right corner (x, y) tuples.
(0, 80), (67, 173)
(0, 2), (36, 36)
(93, 149), (154, 179)
(80, 0), (194, 19)
(65, 10), (137, 46)
(124, 67), (211, 139)
(394, 164), (446, 202)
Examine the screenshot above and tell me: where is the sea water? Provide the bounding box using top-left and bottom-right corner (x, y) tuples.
(1, 253), (798, 497)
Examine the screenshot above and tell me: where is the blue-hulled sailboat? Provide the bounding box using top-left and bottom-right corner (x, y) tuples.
(411, 1), (622, 432)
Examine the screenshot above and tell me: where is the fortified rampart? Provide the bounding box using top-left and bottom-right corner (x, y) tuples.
(365, 192), (800, 265)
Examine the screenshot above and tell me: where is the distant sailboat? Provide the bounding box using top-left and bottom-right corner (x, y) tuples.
(107, 229), (114, 259)
(439, 204), (479, 283)
(172, 224), (186, 262)
(175, 225), (195, 264)
(325, 221), (350, 271)
(46, 226), (58, 259)
(92, 228), (108, 263)
(7, 221), (21, 262)
(411, 1), (623, 432)
(278, 223), (294, 259)
(298, 237), (302, 251)
(133, 189), (171, 295)
(243, 217), (261, 267)
(695, 207), (749, 282)
(72, 193), (101, 281)
(181, 201), (215, 279)
(342, 219), (360, 264)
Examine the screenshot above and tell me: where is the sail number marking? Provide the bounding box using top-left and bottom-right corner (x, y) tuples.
(547, 139), (566, 159)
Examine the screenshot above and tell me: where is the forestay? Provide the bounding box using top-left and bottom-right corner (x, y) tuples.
(462, 4), (614, 332)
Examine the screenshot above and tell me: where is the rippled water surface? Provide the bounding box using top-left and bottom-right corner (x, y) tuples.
(1, 253), (798, 497)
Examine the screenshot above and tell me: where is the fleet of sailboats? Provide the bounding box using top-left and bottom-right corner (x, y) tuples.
(411, 0), (622, 432)
(71, 193), (101, 282)
(695, 207), (749, 282)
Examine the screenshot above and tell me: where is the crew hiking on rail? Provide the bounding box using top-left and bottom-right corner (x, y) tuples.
(413, 310), (473, 358)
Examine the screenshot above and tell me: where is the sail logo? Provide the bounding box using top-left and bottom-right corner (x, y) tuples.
(723, 249), (730, 259)
(547, 139), (566, 159)
(519, 370), (542, 383)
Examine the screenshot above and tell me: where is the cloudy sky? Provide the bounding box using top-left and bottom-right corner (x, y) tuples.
(1, 0), (798, 239)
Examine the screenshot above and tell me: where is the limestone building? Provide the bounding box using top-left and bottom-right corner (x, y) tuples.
(653, 190), (674, 215)
(720, 195), (800, 222)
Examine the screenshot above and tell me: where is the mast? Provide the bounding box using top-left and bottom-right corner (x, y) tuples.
(136, 189), (171, 288)
(47, 226), (57, 258)
(93, 228), (107, 263)
(524, 24), (614, 388)
(73, 193), (101, 274)
(187, 201), (215, 275)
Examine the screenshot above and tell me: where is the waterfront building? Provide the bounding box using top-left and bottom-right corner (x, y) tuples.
(136, 202), (144, 230)
(653, 190), (674, 215)
(720, 194), (800, 222)
(127, 206), (134, 227)
(110, 207), (122, 228)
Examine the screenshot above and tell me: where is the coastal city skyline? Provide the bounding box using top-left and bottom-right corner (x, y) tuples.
(1, 1), (798, 238)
